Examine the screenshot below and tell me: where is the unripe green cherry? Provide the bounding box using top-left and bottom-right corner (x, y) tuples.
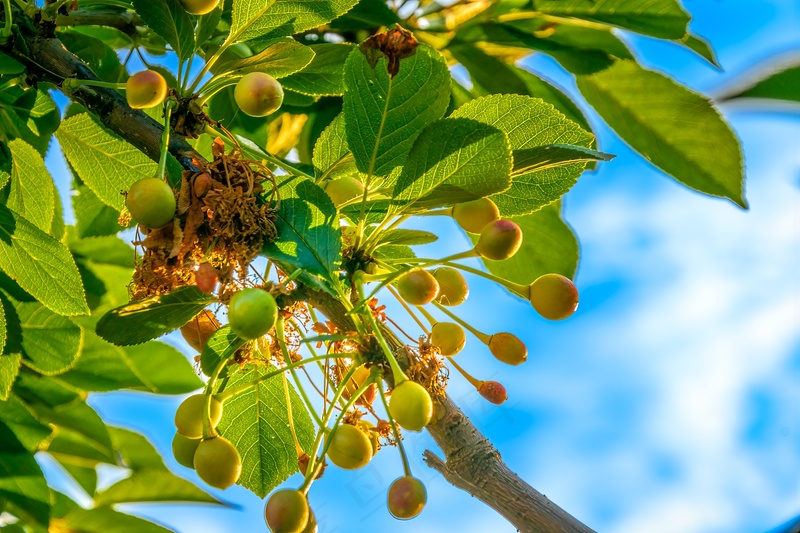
(451, 197), (499, 234)
(228, 288), (278, 340)
(326, 423), (373, 470)
(172, 432), (201, 469)
(488, 332), (527, 365)
(265, 489), (310, 533)
(324, 176), (364, 207)
(387, 476), (427, 520)
(234, 72), (284, 117)
(125, 70), (168, 109)
(174, 394), (223, 438)
(179, 0), (220, 15)
(429, 322), (465, 356)
(389, 380), (433, 432)
(126, 177), (176, 229)
(396, 268), (439, 306)
(475, 219), (522, 261)
(529, 273), (579, 320)
(432, 267), (468, 306)
(194, 436), (242, 489)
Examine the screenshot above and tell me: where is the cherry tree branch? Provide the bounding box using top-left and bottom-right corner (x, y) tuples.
(6, 19), (596, 533)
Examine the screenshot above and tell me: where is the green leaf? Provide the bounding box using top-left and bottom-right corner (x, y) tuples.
(374, 229), (438, 248)
(30, 396), (115, 464)
(7, 140), (55, 233)
(0, 297), (5, 354)
(0, 204), (88, 315)
(214, 39), (315, 78)
(312, 113), (355, 181)
(531, 0), (690, 39)
(390, 118), (512, 213)
(122, 341), (203, 394)
(57, 460), (97, 497)
(231, 0), (358, 43)
(94, 469), (221, 506)
(132, 0), (195, 61)
(59, 508), (172, 533)
(200, 326), (246, 377)
(0, 394), (52, 451)
(15, 302), (82, 375)
(717, 61), (800, 104)
(0, 423), (50, 526)
(281, 43), (354, 96)
(95, 286), (216, 346)
(329, 0), (399, 31)
(72, 185), (124, 238)
(576, 59), (746, 207)
(60, 331), (202, 394)
(109, 427), (165, 470)
(56, 113), (160, 211)
(0, 52), (24, 75)
(470, 202), (578, 287)
(58, 31), (126, 82)
(512, 144), (614, 175)
(450, 94), (594, 216)
(677, 32), (720, 69)
(67, 233), (136, 269)
(196, 7), (222, 49)
(263, 175), (341, 291)
(216, 363), (315, 498)
(343, 44), (450, 177)
(0, 354), (20, 401)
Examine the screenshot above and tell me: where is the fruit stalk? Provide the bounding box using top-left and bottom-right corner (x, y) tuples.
(378, 384), (412, 477)
(156, 98), (175, 180)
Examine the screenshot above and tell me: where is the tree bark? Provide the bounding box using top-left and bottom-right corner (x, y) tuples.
(4, 18), (596, 533)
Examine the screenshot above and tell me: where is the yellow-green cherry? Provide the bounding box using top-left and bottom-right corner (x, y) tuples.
(228, 288), (278, 340)
(126, 70), (168, 109)
(389, 380), (433, 431)
(451, 197), (500, 233)
(265, 489), (310, 533)
(126, 177), (176, 229)
(234, 72), (284, 117)
(529, 273), (579, 320)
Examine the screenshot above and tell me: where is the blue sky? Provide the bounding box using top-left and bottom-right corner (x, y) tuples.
(38, 1), (800, 532)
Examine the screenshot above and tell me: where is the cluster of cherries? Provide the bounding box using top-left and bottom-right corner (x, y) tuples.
(115, 3), (580, 528)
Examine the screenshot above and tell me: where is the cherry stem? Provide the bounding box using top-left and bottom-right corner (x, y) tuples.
(282, 373), (304, 455)
(408, 258), (529, 297)
(357, 281), (408, 386)
(278, 268), (303, 288)
(431, 301), (491, 344)
(276, 318), (324, 427)
(299, 365), (368, 493)
(156, 98), (175, 181)
(62, 78), (126, 91)
(415, 305), (438, 328)
(447, 357), (482, 388)
(202, 356), (228, 439)
(378, 384), (412, 477)
(2, 0), (12, 39)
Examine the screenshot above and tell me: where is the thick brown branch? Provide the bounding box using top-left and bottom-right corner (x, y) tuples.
(6, 16), (200, 169)
(54, 10), (144, 36)
(7, 18), (595, 533)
